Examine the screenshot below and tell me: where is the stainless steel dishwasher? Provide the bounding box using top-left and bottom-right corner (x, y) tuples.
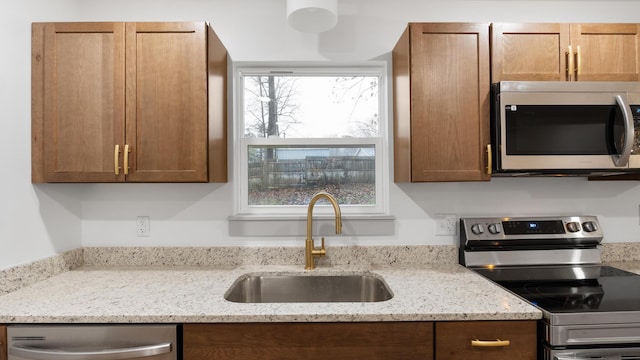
(7, 325), (177, 360)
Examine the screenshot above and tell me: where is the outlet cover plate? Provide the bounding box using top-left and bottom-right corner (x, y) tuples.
(435, 215), (457, 236)
(137, 216), (150, 237)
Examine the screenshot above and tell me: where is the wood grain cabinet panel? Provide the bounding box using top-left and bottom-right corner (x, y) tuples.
(491, 23), (570, 82)
(32, 22), (228, 183)
(183, 322), (434, 360)
(393, 23), (491, 182)
(32, 22), (126, 182)
(435, 321), (537, 360)
(570, 23), (640, 81)
(492, 23), (640, 82)
(0, 325), (6, 360)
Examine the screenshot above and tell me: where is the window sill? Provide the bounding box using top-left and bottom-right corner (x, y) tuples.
(228, 214), (395, 237)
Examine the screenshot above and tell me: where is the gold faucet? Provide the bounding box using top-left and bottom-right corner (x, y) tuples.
(305, 192), (342, 270)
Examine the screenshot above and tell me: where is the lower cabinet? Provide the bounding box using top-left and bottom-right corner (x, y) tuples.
(435, 321), (537, 360)
(0, 321), (536, 360)
(183, 322), (434, 360)
(0, 325), (6, 360)
(183, 320), (536, 360)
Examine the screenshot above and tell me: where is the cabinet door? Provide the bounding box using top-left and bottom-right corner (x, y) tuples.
(398, 23), (491, 182)
(124, 22), (208, 182)
(0, 325), (6, 360)
(491, 23), (570, 82)
(33, 22), (126, 182)
(570, 23), (640, 81)
(183, 322), (434, 360)
(435, 321), (537, 360)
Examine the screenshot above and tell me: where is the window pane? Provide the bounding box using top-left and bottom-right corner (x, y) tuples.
(248, 145), (375, 206)
(243, 75), (379, 138)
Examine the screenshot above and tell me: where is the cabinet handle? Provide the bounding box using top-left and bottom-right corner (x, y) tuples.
(123, 144), (130, 175)
(486, 144), (492, 175)
(114, 144), (120, 175)
(575, 45), (581, 80)
(566, 45), (574, 81)
(471, 339), (511, 347)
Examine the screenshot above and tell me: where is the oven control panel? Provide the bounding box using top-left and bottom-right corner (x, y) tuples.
(459, 216), (604, 268)
(460, 216), (603, 244)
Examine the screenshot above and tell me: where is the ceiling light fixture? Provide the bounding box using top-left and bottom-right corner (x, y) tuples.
(286, 0), (338, 33)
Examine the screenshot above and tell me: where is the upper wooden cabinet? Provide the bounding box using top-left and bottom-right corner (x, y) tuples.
(393, 23), (491, 182)
(32, 22), (228, 183)
(492, 23), (640, 82)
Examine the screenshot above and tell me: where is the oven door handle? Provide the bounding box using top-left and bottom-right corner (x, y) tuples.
(613, 94), (634, 167)
(9, 342), (172, 360)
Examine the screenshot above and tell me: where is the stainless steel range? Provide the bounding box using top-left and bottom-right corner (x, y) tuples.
(459, 216), (640, 360)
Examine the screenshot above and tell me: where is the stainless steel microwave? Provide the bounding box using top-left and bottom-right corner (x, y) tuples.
(491, 81), (640, 175)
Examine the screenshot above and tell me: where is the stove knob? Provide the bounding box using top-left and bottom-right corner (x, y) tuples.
(488, 223), (502, 234)
(566, 222), (580, 233)
(471, 224), (485, 235)
(582, 221), (598, 233)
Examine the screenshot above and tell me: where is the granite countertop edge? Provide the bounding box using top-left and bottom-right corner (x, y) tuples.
(0, 263), (543, 323)
(3, 243), (640, 324)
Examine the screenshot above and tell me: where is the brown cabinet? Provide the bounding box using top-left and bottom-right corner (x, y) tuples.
(492, 23), (640, 82)
(435, 321), (537, 360)
(183, 322), (434, 360)
(0, 325), (5, 360)
(393, 23), (491, 182)
(32, 22), (228, 183)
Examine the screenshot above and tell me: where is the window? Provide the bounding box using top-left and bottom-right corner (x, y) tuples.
(234, 63), (388, 216)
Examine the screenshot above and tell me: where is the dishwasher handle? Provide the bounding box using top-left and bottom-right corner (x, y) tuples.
(9, 342), (172, 360)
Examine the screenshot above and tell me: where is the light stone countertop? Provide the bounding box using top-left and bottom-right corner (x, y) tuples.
(605, 262), (640, 274)
(0, 263), (542, 323)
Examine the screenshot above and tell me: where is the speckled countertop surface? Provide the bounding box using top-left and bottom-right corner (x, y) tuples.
(3, 243), (640, 324)
(0, 263), (542, 323)
(0, 243), (640, 323)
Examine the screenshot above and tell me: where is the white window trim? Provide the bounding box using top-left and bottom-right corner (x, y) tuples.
(231, 62), (392, 229)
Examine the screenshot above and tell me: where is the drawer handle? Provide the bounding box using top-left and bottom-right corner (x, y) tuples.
(471, 339), (511, 347)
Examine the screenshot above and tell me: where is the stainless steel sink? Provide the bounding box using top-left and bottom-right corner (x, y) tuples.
(224, 273), (393, 303)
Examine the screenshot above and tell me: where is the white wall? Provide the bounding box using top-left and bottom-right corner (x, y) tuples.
(0, 1), (84, 270)
(3, 0), (640, 270)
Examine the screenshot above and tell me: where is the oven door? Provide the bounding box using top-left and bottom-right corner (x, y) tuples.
(493, 81), (640, 173)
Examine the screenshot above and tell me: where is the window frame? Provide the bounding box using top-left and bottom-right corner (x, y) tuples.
(232, 62), (390, 217)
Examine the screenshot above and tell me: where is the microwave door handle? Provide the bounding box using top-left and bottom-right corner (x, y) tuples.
(613, 94), (634, 167)
(9, 342), (172, 360)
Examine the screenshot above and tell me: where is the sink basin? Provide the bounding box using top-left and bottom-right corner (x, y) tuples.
(224, 273), (393, 303)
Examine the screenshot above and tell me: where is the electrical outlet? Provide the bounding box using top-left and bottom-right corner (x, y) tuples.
(435, 215), (457, 236)
(137, 216), (150, 237)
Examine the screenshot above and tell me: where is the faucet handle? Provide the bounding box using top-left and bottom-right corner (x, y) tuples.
(312, 237), (326, 258)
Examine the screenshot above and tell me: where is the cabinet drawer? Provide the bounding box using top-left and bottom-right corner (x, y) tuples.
(184, 322), (434, 360)
(435, 321), (536, 360)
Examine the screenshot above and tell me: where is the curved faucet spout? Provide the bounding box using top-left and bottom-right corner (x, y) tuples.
(305, 192), (342, 270)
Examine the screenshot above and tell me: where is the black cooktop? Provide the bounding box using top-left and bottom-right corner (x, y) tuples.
(474, 265), (640, 313)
